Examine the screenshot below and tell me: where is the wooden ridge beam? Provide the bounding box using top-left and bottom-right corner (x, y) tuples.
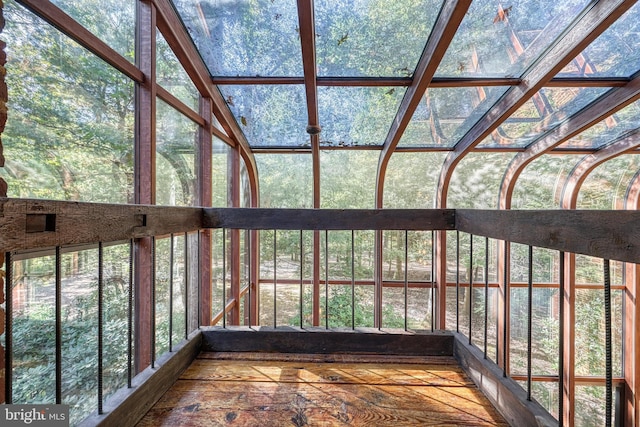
(436, 0), (637, 208)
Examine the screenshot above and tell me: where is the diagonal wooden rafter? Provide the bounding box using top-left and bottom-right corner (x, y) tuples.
(435, 0), (638, 208)
(560, 129), (640, 209)
(375, 0), (472, 208)
(499, 73), (640, 209)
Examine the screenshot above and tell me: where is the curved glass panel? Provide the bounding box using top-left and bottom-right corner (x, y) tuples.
(157, 32), (199, 110)
(511, 155), (583, 209)
(436, 0), (590, 78)
(577, 155), (640, 210)
(559, 2), (640, 78)
(318, 86), (406, 147)
(479, 87), (610, 148)
(398, 86), (509, 147)
(156, 99), (199, 206)
(1, 2), (135, 203)
(315, 0), (442, 77)
(447, 152), (516, 208)
(384, 152), (447, 208)
(256, 154), (313, 208)
(219, 85), (308, 147)
(320, 150), (379, 208)
(558, 99), (640, 149)
(50, 0), (135, 62)
(172, 0), (303, 77)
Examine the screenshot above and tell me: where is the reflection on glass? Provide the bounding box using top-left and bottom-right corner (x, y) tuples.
(1, 2), (135, 202)
(315, 0), (442, 77)
(558, 99), (640, 149)
(172, 0), (303, 76)
(157, 31), (199, 110)
(156, 99), (198, 206)
(49, 0), (135, 62)
(560, 2), (640, 78)
(511, 155), (583, 209)
(437, 0), (590, 78)
(256, 154), (313, 208)
(320, 150), (379, 208)
(385, 152), (447, 208)
(212, 137), (230, 207)
(399, 86), (509, 147)
(479, 87), (610, 148)
(219, 85), (308, 147)
(577, 155), (640, 210)
(448, 152), (516, 208)
(319, 86), (406, 146)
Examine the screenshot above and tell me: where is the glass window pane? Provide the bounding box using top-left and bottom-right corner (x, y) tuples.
(577, 155), (640, 210)
(479, 87), (610, 148)
(212, 137), (230, 207)
(511, 155), (584, 209)
(447, 153), (516, 208)
(558, 99), (640, 150)
(49, 0), (135, 63)
(219, 85), (308, 147)
(256, 154), (313, 208)
(172, 0), (303, 77)
(315, 0), (442, 77)
(157, 31), (199, 110)
(384, 152), (447, 208)
(398, 87), (509, 147)
(156, 100), (199, 206)
(318, 87), (406, 147)
(1, 2), (135, 202)
(320, 150), (378, 208)
(436, 0), (591, 78)
(560, 2), (640, 78)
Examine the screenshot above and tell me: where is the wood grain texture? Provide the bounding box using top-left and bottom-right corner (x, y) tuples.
(456, 209), (640, 264)
(204, 208), (456, 231)
(0, 199), (204, 252)
(137, 354), (508, 427)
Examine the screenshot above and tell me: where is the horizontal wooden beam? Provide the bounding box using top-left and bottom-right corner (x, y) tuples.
(0, 199), (204, 252)
(204, 208), (456, 231)
(456, 209), (640, 264)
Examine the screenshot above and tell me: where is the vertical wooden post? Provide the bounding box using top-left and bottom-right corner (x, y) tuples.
(229, 147), (241, 325)
(312, 134), (321, 326)
(0, 0), (7, 403)
(436, 230), (447, 330)
(134, 0), (156, 373)
(374, 230), (383, 328)
(497, 240), (510, 374)
(562, 252), (576, 426)
(198, 97), (213, 326)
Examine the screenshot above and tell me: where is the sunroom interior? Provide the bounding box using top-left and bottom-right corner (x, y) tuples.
(1, 0), (640, 425)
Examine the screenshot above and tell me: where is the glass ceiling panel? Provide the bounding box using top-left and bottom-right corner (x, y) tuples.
(398, 86), (509, 148)
(171, 0), (302, 77)
(558, 99), (640, 150)
(436, 0), (590, 78)
(318, 87), (406, 147)
(314, 0), (442, 77)
(559, 2), (640, 78)
(478, 87), (610, 148)
(219, 85), (308, 147)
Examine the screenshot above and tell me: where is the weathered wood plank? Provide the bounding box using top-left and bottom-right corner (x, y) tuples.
(138, 355), (508, 427)
(456, 209), (640, 264)
(200, 326), (454, 357)
(0, 199), (204, 252)
(204, 208), (456, 231)
(453, 332), (556, 427)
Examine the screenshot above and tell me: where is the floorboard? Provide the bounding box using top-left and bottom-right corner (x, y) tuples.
(137, 352), (509, 426)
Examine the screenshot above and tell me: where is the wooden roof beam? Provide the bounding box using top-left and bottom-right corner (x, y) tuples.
(375, 0), (472, 208)
(296, 0), (320, 135)
(435, 0), (637, 208)
(498, 74), (640, 209)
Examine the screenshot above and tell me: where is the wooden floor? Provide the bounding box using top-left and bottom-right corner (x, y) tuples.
(137, 352), (509, 426)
